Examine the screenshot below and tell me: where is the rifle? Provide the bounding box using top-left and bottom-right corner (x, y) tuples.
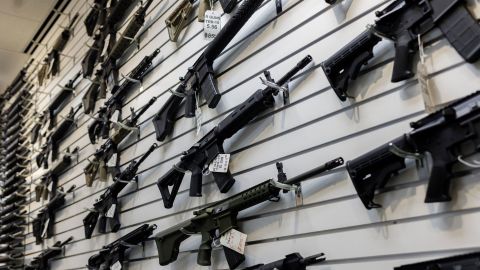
(4, 59), (34, 96)
(154, 158), (343, 269)
(104, 0), (139, 55)
(242, 253), (326, 269)
(87, 224), (157, 270)
(84, 97), (157, 186)
(25, 237), (73, 270)
(31, 112), (47, 144)
(84, 0), (108, 36)
(0, 179), (26, 198)
(36, 104), (82, 167)
(48, 13), (80, 76)
(321, 0), (480, 101)
(83, 143), (157, 238)
(152, 0), (266, 142)
(83, 69), (104, 115)
(347, 91), (480, 209)
(0, 222), (25, 236)
(32, 185), (75, 244)
(47, 71), (82, 130)
(82, 31), (106, 78)
(0, 210), (26, 226)
(1, 189), (28, 206)
(395, 251), (480, 269)
(88, 48), (160, 143)
(35, 148), (77, 201)
(157, 55), (312, 208)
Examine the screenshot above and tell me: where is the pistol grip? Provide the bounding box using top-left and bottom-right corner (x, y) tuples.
(189, 167), (203, 197)
(391, 33), (416, 82)
(424, 151), (453, 203)
(197, 231), (213, 266)
(184, 91), (196, 118)
(212, 170), (235, 193)
(98, 215), (107, 234)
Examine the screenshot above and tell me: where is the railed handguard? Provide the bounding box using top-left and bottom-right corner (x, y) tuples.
(348, 91), (480, 209)
(152, 0), (265, 141)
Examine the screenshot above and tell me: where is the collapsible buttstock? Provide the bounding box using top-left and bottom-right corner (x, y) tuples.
(157, 167), (185, 208)
(153, 93), (184, 141)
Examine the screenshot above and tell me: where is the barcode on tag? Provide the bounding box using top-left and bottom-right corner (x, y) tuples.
(110, 260), (122, 270)
(106, 204), (116, 218)
(107, 153), (117, 167)
(204, 10), (221, 40)
(220, 229), (247, 254)
(208, 154), (230, 173)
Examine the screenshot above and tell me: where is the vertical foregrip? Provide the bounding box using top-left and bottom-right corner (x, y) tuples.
(204, 0), (264, 61)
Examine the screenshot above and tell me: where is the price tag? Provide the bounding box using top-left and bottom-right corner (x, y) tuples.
(107, 153), (117, 167)
(417, 35), (435, 113)
(220, 229), (247, 255)
(106, 204), (116, 218)
(204, 10), (221, 40)
(42, 218), (50, 237)
(110, 260), (122, 270)
(208, 154), (230, 173)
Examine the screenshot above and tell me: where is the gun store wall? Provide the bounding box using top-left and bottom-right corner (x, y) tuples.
(1, 0), (480, 269)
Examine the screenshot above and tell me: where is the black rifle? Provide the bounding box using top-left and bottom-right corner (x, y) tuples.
(48, 13), (79, 76)
(84, 0), (108, 36)
(157, 55), (312, 208)
(83, 143), (157, 239)
(152, 0), (265, 142)
(88, 48), (160, 143)
(35, 148), (77, 201)
(31, 112), (47, 144)
(47, 71), (82, 130)
(219, 0), (238, 13)
(87, 224), (157, 270)
(395, 251), (480, 269)
(0, 210), (26, 226)
(0, 222), (25, 236)
(84, 97), (157, 186)
(347, 91), (480, 209)
(154, 158), (343, 269)
(37, 104), (82, 167)
(83, 69), (104, 115)
(1, 179), (26, 198)
(102, 0), (154, 88)
(104, 0), (139, 55)
(1, 190), (28, 207)
(321, 0), (480, 101)
(240, 253), (326, 269)
(25, 237), (73, 270)
(82, 31), (106, 78)
(32, 185), (75, 244)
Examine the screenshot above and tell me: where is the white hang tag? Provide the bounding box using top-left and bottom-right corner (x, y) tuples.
(107, 153), (117, 167)
(195, 92), (203, 135)
(208, 154), (230, 173)
(204, 10), (222, 40)
(417, 35), (435, 113)
(106, 204), (116, 218)
(220, 229), (247, 255)
(295, 184), (303, 207)
(110, 260), (122, 270)
(42, 218), (50, 237)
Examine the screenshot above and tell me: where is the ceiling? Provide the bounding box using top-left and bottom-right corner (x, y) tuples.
(0, 0), (57, 93)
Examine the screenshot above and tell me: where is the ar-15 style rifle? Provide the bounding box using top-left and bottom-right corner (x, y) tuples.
(87, 224), (157, 270)
(82, 31), (106, 78)
(347, 91), (480, 209)
(47, 13), (79, 76)
(157, 55), (312, 208)
(35, 148), (78, 201)
(88, 48), (160, 144)
(47, 71), (82, 130)
(395, 251), (480, 269)
(242, 253), (326, 269)
(84, 0), (108, 37)
(321, 0), (480, 101)
(153, 0), (266, 142)
(155, 158), (343, 269)
(84, 97), (157, 186)
(36, 104), (82, 167)
(25, 237), (73, 270)
(83, 143), (157, 238)
(82, 69), (104, 114)
(32, 185), (75, 244)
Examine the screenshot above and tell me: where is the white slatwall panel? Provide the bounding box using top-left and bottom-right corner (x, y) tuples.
(21, 0), (480, 269)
